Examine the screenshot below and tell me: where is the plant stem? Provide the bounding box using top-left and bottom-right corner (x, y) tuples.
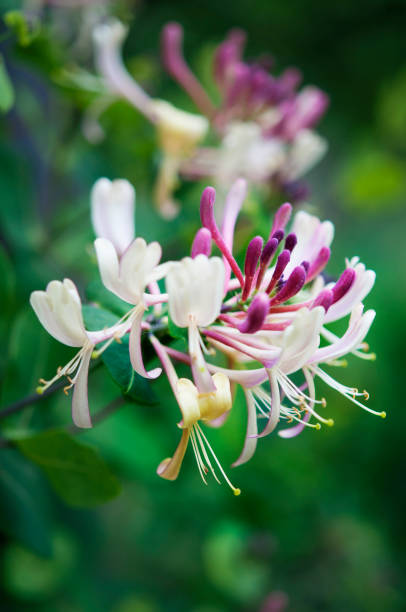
(0, 360), (102, 421)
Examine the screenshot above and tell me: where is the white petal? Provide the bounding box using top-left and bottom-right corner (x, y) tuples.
(311, 307), (376, 363)
(91, 178), (135, 255)
(129, 306), (161, 379)
(166, 255), (225, 328)
(232, 389), (258, 467)
(278, 307), (324, 374)
(71, 347), (93, 428)
(30, 280), (87, 347)
(120, 238), (162, 302)
(324, 264), (376, 323)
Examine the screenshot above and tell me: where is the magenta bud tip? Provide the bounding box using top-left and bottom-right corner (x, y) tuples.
(238, 293), (270, 334)
(200, 186), (217, 231)
(332, 268), (356, 304)
(191, 228), (212, 258)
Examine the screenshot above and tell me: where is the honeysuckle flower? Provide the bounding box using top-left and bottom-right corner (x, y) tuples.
(92, 19), (209, 218)
(94, 235), (167, 379)
(166, 254), (225, 392)
(91, 177), (135, 255)
(161, 22), (329, 201)
(30, 279), (126, 428)
(151, 336), (240, 494)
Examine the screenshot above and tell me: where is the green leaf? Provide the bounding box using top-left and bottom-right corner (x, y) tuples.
(83, 305), (158, 405)
(0, 449), (52, 556)
(3, 531), (77, 600)
(17, 430), (122, 507)
(0, 54), (14, 113)
(86, 278), (130, 317)
(168, 313), (188, 343)
(4, 10), (41, 47)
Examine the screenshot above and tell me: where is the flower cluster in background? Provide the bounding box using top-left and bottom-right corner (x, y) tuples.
(30, 176), (380, 492)
(90, 18), (328, 218)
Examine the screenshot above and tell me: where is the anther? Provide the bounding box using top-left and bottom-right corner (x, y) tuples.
(380, 411), (386, 419)
(326, 418), (334, 427)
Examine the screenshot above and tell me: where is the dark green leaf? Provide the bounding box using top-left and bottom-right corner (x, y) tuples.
(0, 449), (52, 556)
(0, 54), (14, 112)
(17, 430), (121, 507)
(82, 305), (158, 405)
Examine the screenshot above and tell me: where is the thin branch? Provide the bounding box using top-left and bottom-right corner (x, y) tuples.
(0, 360), (102, 421)
(67, 396), (125, 434)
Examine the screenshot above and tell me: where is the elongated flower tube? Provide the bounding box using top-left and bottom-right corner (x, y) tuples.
(151, 336), (240, 494)
(30, 279), (126, 428)
(91, 177), (135, 255)
(93, 19), (208, 218)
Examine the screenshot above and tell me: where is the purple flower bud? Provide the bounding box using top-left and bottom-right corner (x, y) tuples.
(284, 233), (297, 252)
(306, 246), (331, 282)
(277, 67), (302, 96)
(161, 22), (215, 117)
(200, 186), (217, 233)
(266, 249), (290, 294)
(161, 22), (184, 73)
(225, 62), (251, 108)
(242, 236), (263, 300)
(238, 293), (270, 333)
(256, 238), (279, 290)
(272, 229), (284, 243)
(200, 186), (244, 286)
(270, 202), (292, 239)
(191, 228), (212, 258)
(271, 266), (306, 305)
(213, 29), (246, 87)
(312, 288), (333, 312)
(332, 268), (356, 304)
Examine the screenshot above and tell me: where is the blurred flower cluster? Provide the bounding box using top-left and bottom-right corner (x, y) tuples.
(30, 176), (380, 492)
(91, 18), (328, 217)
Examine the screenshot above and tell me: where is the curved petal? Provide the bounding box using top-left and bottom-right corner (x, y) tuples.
(94, 238), (124, 299)
(157, 429), (190, 480)
(324, 264), (375, 323)
(311, 307), (375, 364)
(91, 178), (135, 255)
(71, 347), (93, 428)
(232, 389), (258, 467)
(255, 370), (281, 438)
(129, 306), (162, 379)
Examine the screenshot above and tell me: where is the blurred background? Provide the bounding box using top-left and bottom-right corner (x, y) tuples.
(1, 1), (406, 610)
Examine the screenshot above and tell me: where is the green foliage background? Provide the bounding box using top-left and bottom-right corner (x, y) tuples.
(0, 1), (406, 610)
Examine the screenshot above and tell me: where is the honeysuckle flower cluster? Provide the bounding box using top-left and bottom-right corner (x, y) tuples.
(161, 22), (329, 202)
(90, 18), (328, 217)
(30, 177), (381, 494)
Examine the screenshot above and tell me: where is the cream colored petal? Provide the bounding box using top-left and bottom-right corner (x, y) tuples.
(157, 429), (190, 481)
(71, 347), (93, 429)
